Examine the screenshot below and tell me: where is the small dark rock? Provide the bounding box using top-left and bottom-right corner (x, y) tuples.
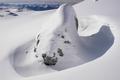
(53, 52), (56, 57)
(34, 47), (37, 52)
(8, 12), (18, 16)
(5, 10), (10, 12)
(57, 48), (64, 57)
(37, 34), (40, 39)
(61, 35), (65, 39)
(75, 17), (79, 30)
(42, 53), (47, 58)
(36, 40), (40, 46)
(64, 40), (71, 44)
(35, 55), (38, 58)
(43, 55), (58, 66)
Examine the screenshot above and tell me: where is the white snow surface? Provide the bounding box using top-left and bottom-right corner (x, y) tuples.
(0, 0), (120, 80)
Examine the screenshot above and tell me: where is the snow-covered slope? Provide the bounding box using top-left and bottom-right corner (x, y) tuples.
(0, 0), (120, 80)
(74, 0), (120, 24)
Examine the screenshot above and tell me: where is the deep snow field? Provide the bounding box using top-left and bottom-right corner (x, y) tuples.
(0, 0), (120, 80)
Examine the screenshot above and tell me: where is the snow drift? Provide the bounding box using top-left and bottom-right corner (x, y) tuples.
(4, 4), (114, 77)
(0, 1), (118, 80)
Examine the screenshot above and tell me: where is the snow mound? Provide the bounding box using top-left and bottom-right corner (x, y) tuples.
(8, 4), (114, 77)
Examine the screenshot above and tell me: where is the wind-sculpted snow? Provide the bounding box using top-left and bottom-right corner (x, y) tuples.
(6, 4), (115, 77)
(0, 0), (119, 80)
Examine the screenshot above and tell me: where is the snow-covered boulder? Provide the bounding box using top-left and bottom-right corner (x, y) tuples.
(33, 4), (79, 66)
(12, 4), (80, 76)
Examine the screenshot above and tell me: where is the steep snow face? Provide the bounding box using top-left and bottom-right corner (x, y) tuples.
(0, 0), (84, 5)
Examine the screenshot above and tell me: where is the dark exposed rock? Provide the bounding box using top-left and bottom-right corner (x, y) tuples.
(34, 47), (37, 52)
(42, 53), (47, 58)
(8, 12), (18, 16)
(37, 34), (40, 39)
(36, 40), (40, 46)
(61, 35), (65, 39)
(64, 40), (71, 44)
(57, 48), (64, 57)
(75, 17), (78, 30)
(5, 10), (10, 12)
(35, 55), (38, 58)
(53, 52), (56, 57)
(42, 53), (58, 66)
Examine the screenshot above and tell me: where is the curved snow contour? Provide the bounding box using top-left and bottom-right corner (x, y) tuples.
(10, 4), (114, 77)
